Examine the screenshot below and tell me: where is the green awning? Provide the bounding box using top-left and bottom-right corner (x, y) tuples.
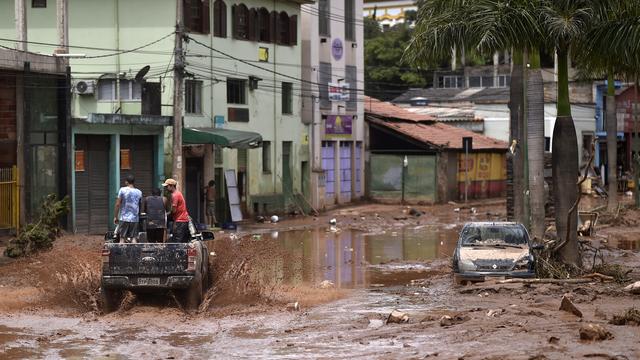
(182, 127), (262, 149)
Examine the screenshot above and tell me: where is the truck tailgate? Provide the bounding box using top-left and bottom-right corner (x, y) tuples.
(104, 243), (189, 275)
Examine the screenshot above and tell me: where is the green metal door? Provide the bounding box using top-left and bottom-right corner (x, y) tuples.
(370, 154), (436, 203)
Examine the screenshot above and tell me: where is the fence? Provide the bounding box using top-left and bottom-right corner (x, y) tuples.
(0, 166), (19, 234)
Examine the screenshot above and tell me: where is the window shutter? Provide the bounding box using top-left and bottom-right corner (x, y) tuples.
(183, 0), (193, 31)
(231, 5), (237, 39)
(270, 11), (277, 43)
(220, 1), (227, 37)
(248, 9), (257, 41)
(289, 15), (297, 46)
(213, 0), (221, 36)
(202, 0), (210, 34)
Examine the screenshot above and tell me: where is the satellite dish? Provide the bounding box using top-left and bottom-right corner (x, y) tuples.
(134, 65), (151, 82)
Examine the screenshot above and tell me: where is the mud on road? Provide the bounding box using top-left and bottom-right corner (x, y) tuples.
(1, 202), (639, 359)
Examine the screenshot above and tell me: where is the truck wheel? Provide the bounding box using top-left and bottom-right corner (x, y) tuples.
(180, 273), (203, 310)
(100, 287), (124, 313)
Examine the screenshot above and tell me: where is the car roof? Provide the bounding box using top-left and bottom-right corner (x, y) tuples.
(463, 222), (523, 226)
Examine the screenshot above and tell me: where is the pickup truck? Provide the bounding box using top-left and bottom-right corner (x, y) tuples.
(100, 230), (213, 313)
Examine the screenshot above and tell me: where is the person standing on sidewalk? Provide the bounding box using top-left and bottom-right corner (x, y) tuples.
(204, 180), (217, 229)
(114, 175), (143, 243)
(144, 188), (168, 243)
(162, 178), (191, 243)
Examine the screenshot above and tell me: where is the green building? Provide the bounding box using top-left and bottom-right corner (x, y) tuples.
(0, 0), (312, 233)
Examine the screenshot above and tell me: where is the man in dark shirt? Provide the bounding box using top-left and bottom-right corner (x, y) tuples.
(143, 188), (168, 243)
(162, 178), (191, 243)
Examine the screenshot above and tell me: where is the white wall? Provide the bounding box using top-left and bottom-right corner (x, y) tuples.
(476, 103), (595, 164)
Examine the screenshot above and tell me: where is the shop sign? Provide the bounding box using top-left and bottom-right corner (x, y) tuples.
(325, 115), (353, 135)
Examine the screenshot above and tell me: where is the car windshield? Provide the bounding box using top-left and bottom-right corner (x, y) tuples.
(460, 224), (527, 247)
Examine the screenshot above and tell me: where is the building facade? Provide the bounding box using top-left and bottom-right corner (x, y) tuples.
(0, 0), (311, 233)
(301, 0), (366, 211)
(362, 0), (416, 29)
(0, 48), (69, 232)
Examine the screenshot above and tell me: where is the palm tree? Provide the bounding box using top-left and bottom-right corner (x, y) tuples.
(579, 0), (640, 209)
(405, 0), (541, 230)
(526, 49), (546, 240)
(539, 0), (594, 266)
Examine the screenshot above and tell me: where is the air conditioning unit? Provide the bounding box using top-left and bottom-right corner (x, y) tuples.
(73, 80), (95, 95)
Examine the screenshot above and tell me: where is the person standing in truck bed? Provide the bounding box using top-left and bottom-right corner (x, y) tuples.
(144, 188), (168, 243)
(162, 178), (191, 243)
(114, 175), (143, 243)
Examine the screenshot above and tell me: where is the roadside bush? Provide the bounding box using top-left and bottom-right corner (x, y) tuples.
(5, 194), (69, 258)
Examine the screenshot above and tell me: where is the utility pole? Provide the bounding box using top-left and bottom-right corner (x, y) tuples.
(56, 0), (69, 54)
(15, 0), (26, 51)
(172, 0), (185, 188)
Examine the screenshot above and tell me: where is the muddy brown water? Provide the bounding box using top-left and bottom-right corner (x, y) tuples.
(254, 225), (459, 288)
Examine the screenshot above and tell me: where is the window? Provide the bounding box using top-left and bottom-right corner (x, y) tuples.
(346, 66), (357, 111)
(32, 0), (46, 8)
(232, 4), (249, 40)
(185, 80), (202, 114)
(345, 0), (355, 41)
(227, 78), (247, 104)
(277, 12), (290, 45)
(183, 0), (210, 34)
(97, 79), (141, 101)
(319, 0), (330, 36)
(282, 82), (293, 114)
(498, 75), (511, 87)
(482, 76), (494, 88)
(213, 0), (227, 38)
(319, 62), (332, 109)
(262, 141), (271, 173)
(258, 8), (271, 42)
(442, 75), (462, 89)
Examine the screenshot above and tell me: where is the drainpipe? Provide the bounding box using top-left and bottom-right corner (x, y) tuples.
(115, 0), (121, 113)
(15, 0), (27, 52)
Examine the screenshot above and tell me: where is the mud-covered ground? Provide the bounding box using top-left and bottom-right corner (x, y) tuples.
(1, 200), (639, 359)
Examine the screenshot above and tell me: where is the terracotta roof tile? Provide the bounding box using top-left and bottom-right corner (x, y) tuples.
(365, 96), (508, 151)
(364, 96), (435, 122)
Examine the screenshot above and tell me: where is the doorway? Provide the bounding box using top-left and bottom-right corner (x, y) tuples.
(282, 142), (293, 203)
(185, 157), (204, 224)
(74, 134), (110, 234)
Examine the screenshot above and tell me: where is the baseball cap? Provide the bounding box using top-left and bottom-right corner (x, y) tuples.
(162, 178), (178, 187)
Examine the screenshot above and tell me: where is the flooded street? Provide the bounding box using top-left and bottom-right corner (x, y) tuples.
(1, 203), (639, 359)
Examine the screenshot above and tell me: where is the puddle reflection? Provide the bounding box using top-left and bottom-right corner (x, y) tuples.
(268, 226), (459, 288)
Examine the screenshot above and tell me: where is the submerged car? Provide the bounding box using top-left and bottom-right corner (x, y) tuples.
(452, 222), (542, 284)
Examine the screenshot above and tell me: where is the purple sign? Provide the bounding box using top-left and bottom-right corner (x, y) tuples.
(331, 38), (343, 60)
(325, 115), (352, 135)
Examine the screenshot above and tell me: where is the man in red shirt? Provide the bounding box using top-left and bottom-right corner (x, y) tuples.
(162, 178), (191, 243)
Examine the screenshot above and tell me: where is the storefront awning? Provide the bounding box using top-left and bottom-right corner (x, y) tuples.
(182, 127), (262, 149)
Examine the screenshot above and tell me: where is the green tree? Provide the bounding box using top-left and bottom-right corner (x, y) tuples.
(364, 19), (429, 100)
(539, 0), (595, 266)
(405, 0), (545, 238)
(577, 0), (640, 209)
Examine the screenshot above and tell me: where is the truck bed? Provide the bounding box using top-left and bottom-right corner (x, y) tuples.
(101, 242), (203, 290)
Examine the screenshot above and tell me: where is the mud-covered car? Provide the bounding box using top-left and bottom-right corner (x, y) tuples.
(452, 222), (542, 284)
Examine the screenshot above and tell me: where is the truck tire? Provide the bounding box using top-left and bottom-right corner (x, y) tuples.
(180, 273), (203, 310)
(100, 287), (124, 313)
